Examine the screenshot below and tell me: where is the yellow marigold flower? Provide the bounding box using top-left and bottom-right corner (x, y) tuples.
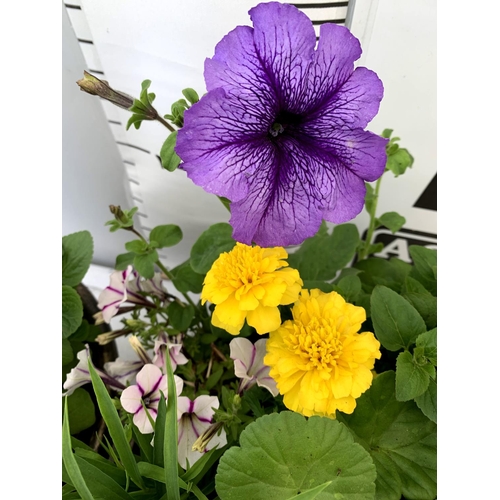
(264, 289), (381, 418)
(201, 243), (302, 335)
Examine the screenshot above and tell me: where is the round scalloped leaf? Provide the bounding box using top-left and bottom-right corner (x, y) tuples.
(215, 411), (376, 500)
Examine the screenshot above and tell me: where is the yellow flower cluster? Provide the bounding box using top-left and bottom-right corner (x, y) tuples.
(264, 289), (381, 418)
(201, 243), (302, 335)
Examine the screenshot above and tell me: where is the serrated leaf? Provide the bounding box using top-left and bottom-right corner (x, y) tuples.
(416, 328), (437, 366)
(62, 286), (83, 338)
(377, 212), (406, 233)
(133, 251), (158, 279)
(338, 371), (436, 500)
(287, 223), (360, 281)
(335, 275), (362, 303)
(215, 411), (376, 500)
(150, 224), (183, 248)
(395, 351), (431, 401)
(166, 301), (195, 331)
(160, 131), (181, 172)
(170, 260), (204, 294)
(403, 292), (437, 330)
(371, 285), (426, 351)
(62, 231), (94, 286)
(415, 377), (437, 423)
(191, 223), (236, 274)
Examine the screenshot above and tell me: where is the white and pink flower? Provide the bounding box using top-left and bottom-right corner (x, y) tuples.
(120, 364), (183, 434)
(152, 333), (189, 373)
(229, 337), (278, 396)
(177, 395), (227, 468)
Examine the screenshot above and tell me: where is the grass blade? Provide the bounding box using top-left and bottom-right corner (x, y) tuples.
(62, 397), (95, 500)
(164, 351), (180, 500)
(87, 356), (145, 489)
(137, 463), (188, 490)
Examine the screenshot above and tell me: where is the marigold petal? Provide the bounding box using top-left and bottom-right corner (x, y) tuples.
(212, 297), (246, 335)
(246, 304), (282, 334)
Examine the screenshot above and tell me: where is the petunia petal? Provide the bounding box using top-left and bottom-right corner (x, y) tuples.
(135, 364), (164, 396)
(120, 385), (143, 414)
(229, 337), (255, 379)
(133, 407), (156, 434)
(192, 395), (219, 423)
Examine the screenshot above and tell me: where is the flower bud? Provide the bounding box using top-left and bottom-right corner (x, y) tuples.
(191, 421), (224, 452)
(129, 335), (153, 364)
(77, 71), (134, 110)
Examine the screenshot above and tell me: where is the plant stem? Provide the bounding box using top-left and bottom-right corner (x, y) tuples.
(155, 115), (176, 133)
(359, 175), (383, 261)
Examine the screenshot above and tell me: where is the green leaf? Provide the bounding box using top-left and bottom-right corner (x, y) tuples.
(376, 212), (406, 233)
(381, 129), (393, 139)
(160, 131), (181, 172)
(74, 448), (127, 486)
(370, 285), (427, 351)
(115, 252), (135, 270)
(287, 481), (332, 500)
(415, 377), (437, 423)
(354, 257), (411, 294)
(217, 196), (231, 212)
(301, 280), (334, 293)
(364, 182), (376, 215)
(125, 239), (149, 254)
(166, 301), (195, 331)
(403, 292), (437, 330)
(126, 113), (145, 131)
(62, 397), (95, 500)
(62, 231), (94, 287)
(191, 223), (236, 274)
(69, 320), (100, 342)
(170, 260), (204, 294)
(416, 328), (437, 366)
(74, 455), (134, 500)
(205, 367), (223, 390)
(164, 349), (181, 500)
(338, 371), (437, 500)
(62, 286), (83, 338)
(215, 411), (376, 500)
(150, 224), (183, 248)
(182, 88), (199, 105)
(87, 358), (145, 489)
(137, 462), (189, 490)
(334, 275), (362, 303)
(386, 148), (414, 177)
(395, 351), (431, 401)
(133, 251), (158, 279)
(66, 388), (96, 434)
(62, 339), (74, 365)
(287, 223), (360, 281)
(409, 246), (437, 296)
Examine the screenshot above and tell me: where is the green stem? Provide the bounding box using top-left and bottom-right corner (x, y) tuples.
(359, 175), (383, 261)
(131, 227), (197, 309)
(156, 114), (176, 133)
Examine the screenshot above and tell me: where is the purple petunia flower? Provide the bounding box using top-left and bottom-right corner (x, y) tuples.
(176, 2), (387, 247)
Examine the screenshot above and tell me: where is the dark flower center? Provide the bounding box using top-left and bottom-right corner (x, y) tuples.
(269, 110), (302, 139)
(143, 396), (151, 405)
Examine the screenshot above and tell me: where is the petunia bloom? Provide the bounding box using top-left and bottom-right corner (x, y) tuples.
(176, 2), (387, 247)
(97, 266), (167, 323)
(177, 395), (227, 468)
(264, 289), (381, 418)
(201, 243), (302, 335)
(152, 333), (189, 373)
(229, 337), (278, 396)
(120, 364), (184, 434)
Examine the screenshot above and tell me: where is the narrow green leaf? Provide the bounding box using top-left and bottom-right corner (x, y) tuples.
(287, 481), (332, 499)
(137, 462), (189, 490)
(150, 225), (183, 248)
(126, 114), (145, 131)
(87, 358), (145, 489)
(62, 397), (95, 500)
(180, 446), (226, 484)
(164, 351), (180, 500)
(381, 129), (393, 139)
(62, 286), (83, 338)
(371, 285), (427, 351)
(182, 88), (199, 105)
(395, 351), (431, 401)
(62, 231), (94, 286)
(166, 301), (195, 331)
(75, 448), (127, 486)
(75, 455), (134, 499)
(160, 131), (181, 172)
